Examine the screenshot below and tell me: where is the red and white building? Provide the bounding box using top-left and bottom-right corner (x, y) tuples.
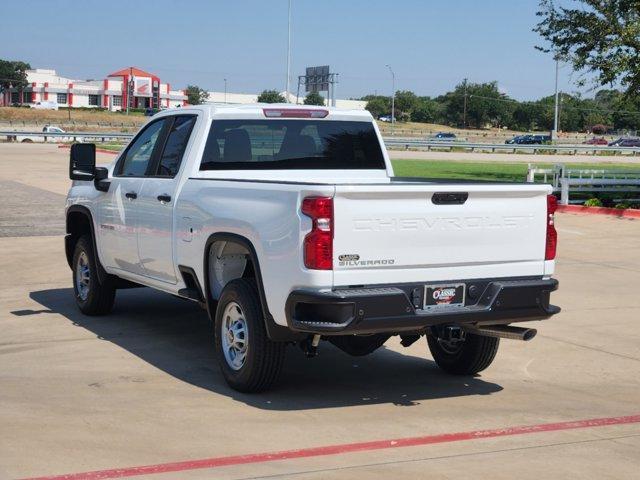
(2, 67), (187, 110)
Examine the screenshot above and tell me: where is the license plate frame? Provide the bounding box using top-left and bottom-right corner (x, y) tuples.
(423, 283), (466, 309)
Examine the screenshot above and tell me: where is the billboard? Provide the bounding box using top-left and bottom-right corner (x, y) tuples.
(305, 65), (330, 93)
(134, 77), (152, 97)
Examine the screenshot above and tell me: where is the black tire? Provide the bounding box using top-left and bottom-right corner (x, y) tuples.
(214, 279), (286, 393)
(329, 334), (390, 356)
(72, 235), (115, 315)
(427, 332), (499, 375)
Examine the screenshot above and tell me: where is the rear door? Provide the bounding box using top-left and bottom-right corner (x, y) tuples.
(332, 183), (551, 287)
(136, 114), (198, 283)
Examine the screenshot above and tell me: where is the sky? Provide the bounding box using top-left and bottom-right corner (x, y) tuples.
(1, 0), (590, 100)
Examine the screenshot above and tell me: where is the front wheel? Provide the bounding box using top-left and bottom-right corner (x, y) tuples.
(72, 235), (115, 315)
(427, 331), (499, 375)
(214, 279), (286, 392)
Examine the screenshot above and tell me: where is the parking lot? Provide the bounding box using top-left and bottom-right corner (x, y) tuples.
(1, 143), (639, 479)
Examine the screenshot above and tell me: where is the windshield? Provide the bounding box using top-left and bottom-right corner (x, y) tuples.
(200, 119), (385, 170)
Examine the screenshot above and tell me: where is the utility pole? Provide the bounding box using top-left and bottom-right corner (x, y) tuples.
(285, 0), (292, 102)
(224, 78), (227, 103)
(553, 57), (560, 140)
(462, 78), (468, 129)
(126, 66), (132, 115)
(385, 64), (395, 133)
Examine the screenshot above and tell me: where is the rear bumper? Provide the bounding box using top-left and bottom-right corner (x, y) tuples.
(285, 277), (560, 335)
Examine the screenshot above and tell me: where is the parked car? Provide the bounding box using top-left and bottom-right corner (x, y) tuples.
(505, 135), (531, 144)
(583, 137), (608, 145)
(433, 132), (457, 140)
(30, 101), (59, 111)
(378, 115), (393, 123)
(65, 104), (560, 392)
(506, 134), (550, 145)
(618, 138), (640, 147)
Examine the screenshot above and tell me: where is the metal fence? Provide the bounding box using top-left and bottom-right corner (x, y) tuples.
(5, 131), (640, 157)
(1, 130), (134, 142)
(527, 164), (640, 205)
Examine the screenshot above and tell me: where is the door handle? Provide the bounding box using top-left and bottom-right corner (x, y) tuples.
(157, 194), (172, 203)
(125, 192), (137, 199)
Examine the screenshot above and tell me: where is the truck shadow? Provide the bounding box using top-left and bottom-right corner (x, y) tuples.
(29, 287), (503, 411)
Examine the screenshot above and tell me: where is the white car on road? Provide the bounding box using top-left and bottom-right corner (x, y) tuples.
(30, 100), (59, 110)
(14, 125), (81, 143)
(64, 104), (560, 392)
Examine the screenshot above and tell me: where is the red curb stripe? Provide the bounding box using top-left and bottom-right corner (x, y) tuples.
(557, 204), (640, 218)
(57, 145), (118, 155)
(21, 414), (640, 480)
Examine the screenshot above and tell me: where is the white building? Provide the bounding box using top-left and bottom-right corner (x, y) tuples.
(2, 66), (366, 111)
(2, 67), (187, 111)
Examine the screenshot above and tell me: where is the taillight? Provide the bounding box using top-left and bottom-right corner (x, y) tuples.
(301, 197), (333, 270)
(545, 194), (558, 260)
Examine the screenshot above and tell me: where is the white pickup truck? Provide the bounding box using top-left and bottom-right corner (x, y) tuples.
(65, 104), (560, 392)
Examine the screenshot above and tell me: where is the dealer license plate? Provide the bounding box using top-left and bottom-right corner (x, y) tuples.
(424, 284), (466, 309)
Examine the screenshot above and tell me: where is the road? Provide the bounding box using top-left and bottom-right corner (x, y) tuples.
(1, 143), (639, 479)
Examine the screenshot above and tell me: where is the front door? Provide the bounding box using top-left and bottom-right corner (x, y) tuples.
(136, 115), (198, 283)
(97, 118), (168, 276)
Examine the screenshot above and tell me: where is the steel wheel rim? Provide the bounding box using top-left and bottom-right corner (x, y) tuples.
(221, 301), (248, 370)
(75, 251), (91, 301)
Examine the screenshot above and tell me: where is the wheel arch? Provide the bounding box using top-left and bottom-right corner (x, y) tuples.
(203, 232), (304, 342)
(65, 205), (110, 284)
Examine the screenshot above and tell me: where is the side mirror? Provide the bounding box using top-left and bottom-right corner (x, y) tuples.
(69, 143), (96, 180)
(94, 167), (110, 192)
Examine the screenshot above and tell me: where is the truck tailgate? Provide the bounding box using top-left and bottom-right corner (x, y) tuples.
(332, 183), (552, 286)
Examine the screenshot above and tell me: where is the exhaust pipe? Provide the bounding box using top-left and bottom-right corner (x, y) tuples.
(463, 325), (537, 341)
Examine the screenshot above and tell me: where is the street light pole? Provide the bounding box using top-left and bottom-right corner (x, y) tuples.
(224, 78), (227, 103)
(553, 57), (560, 140)
(285, 0), (292, 102)
(385, 64), (395, 132)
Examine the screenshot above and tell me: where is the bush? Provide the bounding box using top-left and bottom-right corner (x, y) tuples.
(257, 90), (286, 103)
(590, 123), (608, 134)
(615, 202), (630, 209)
(303, 91), (325, 106)
(584, 198), (603, 207)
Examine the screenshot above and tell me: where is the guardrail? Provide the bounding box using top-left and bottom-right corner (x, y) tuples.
(1, 130), (134, 142)
(4, 130), (640, 157)
(527, 163), (640, 204)
(383, 138), (640, 156)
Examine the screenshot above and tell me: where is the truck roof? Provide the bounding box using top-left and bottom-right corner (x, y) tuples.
(166, 103), (373, 121)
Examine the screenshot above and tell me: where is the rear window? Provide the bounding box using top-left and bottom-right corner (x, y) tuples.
(200, 120), (385, 170)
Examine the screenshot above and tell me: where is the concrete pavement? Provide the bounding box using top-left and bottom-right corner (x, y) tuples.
(0, 143), (639, 479)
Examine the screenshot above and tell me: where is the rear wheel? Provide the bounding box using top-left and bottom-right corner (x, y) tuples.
(72, 235), (116, 315)
(427, 331), (499, 375)
(214, 279), (286, 392)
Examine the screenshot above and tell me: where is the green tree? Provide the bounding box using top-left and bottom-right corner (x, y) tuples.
(0, 59), (31, 96)
(185, 85), (209, 105)
(411, 98), (441, 123)
(364, 95), (390, 119)
(257, 90), (286, 103)
(394, 90), (419, 116)
(535, 0), (640, 96)
(303, 91), (325, 106)
(442, 80), (513, 128)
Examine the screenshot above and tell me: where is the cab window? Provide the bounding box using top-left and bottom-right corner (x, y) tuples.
(117, 119), (166, 176)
